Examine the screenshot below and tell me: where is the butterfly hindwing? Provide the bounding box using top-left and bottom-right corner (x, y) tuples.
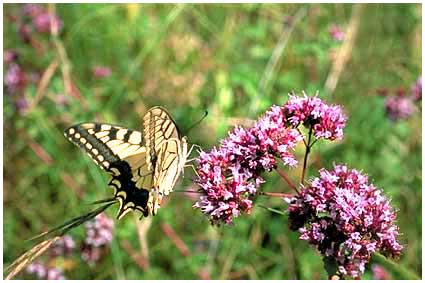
(64, 123), (153, 218)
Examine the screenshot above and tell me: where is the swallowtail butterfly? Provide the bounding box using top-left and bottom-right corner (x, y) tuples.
(64, 106), (188, 219)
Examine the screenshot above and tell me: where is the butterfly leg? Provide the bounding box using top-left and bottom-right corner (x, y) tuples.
(186, 144), (203, 162)
(184, 162), (199, 177)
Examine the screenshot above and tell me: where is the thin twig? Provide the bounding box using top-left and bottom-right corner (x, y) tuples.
(275, 168), (298, 192)
(258, 191), (293, 199)
(121, 240), (149, 271)
(161, 223), (190, 257)
(26, 59), (59, 114)
(324, 4), (363, 97)
(5, 236), (61, 280)
(47, 4), (88, 108)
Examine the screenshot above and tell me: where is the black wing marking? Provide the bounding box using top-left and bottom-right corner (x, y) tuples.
(64, 123), (153, 218)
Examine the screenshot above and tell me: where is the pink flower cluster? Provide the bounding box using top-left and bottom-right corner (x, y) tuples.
(385, 96), (414, 121)
(288, 164), (402, 278)
(92, 66), (112, 79)
(411, 76), (422, 102)
(329, 24), (345, 42)
(26, 262), (65, 280)
(22, 4), (63, 34)
(49, 235), (76, 257)
(282, 93), (347, 140)
(194, 106), (302, 224)
(81, 213), (114, 263)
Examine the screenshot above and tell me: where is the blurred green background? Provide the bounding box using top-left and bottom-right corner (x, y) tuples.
(3, 3), (421, 279)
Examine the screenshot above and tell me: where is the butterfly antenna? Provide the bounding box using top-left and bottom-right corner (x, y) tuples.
(184, 110), (208, 135)
(27, 201), (117, 242)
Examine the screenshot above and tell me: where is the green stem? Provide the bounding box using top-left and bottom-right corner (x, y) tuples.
(301, 126), (313, 185)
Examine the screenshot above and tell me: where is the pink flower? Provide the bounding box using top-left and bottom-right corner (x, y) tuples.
(49, 235), (75, 257)
(33, 12), (63, 33)
(384, 96), (414, 121)
(282, 93), (347, 140)
(411, 76), (422, 102)
(92, 66), (112, 78)
(84, 213), (114, 247)
(372, 264), (391, 280)
(23, 4), (44, 18)
(329, 24), (345, 41)
(4, 50), (18, 65)
(26, 261), (65, 280)
(194, 105), (302, 225)
(81, 213), (114, 264)
(4, 63), (27, 94)
(288, 164), (402, 278)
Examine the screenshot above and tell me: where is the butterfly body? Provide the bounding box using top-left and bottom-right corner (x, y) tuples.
(64, 106), (187, 219)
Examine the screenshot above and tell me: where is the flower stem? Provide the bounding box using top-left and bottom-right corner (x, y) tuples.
(301, 126), (313, 185)
(276, 168), (298, 192)
(258, 191), (293, 198)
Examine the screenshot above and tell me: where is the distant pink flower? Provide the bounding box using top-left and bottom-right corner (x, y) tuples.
(372, 264), (391, 280)
(282, 93), (347, 140)
(329, 24), (345, 41)
(4, 50), (18, 65)
(81, 213), (114, 264)
(54, 93), (69, 107)
(385, 96), (414, 121)
(81, 244), (103, 264)
(23, 4), (44, 18)
(4, 63), (27, 94)
(194, 105), (302, 225)
(84, 213), (114, 247)
(33, 12), (63, 33)
(18, 24), (32, 43)
(49, 235), (75, 257)
(411, 76), (422, 102)
(26, 261), (65, 280)
(288, 164), (402, 278)
(15, 97), (29, 114)
(92, 66), (112, 78)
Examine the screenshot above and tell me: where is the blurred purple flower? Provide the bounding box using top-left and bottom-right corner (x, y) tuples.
(372, 264), (391, 280)
(23, 4), (44, 18)
(84, 213), (114, 247)
(46, 268), (66, 280)
(54, 93), (69, 107)
(18, 24), (32, 43)
(81, 243), (103, 264)
(288, 164), (402, 278)
(411, 76), (422, 102)
(26, 261), (66, 280)
(4, 50), (18, 65)
(92, 66), (112, 78)
(33, 12), (63, 33)
(282, 93), (347, 140)
(4, 63), (27, 94)
(329, 24), (345, 41)
(384, 96), (414, 121)
(15, 96), (29, 114)
(49, 235), (76, 257)
(194, 105), (302, 225)
(81, 213), (114, 264)
(26, 262), (47, 279)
